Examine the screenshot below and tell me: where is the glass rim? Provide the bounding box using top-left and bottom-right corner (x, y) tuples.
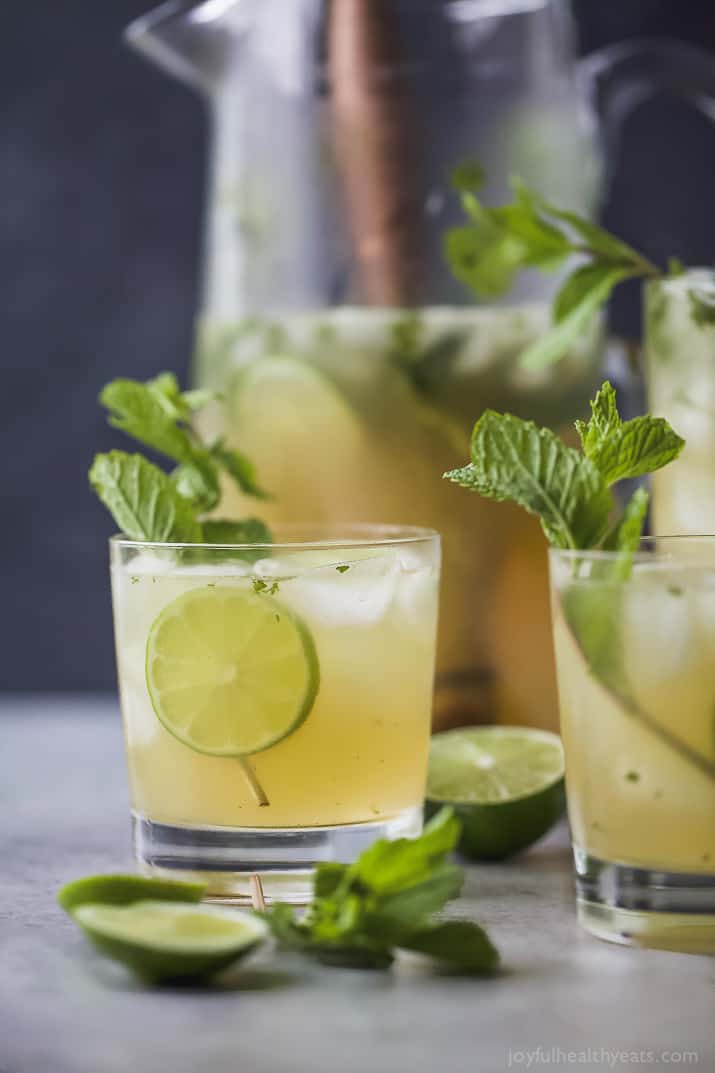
(549, 534), (715, 564)
(110, 523), (440, 553)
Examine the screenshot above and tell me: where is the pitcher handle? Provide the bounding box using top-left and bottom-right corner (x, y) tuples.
(580, 38), (715, 191)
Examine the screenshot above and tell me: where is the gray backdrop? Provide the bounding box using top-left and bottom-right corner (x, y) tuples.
(3, 1), (715, 691)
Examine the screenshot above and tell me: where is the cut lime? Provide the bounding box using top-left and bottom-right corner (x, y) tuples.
(146, 586), (320, 756)
(58, 874), (205, 913)
(72, 900), (268, 983)
(426, 727), (566, 861)
(227, 357), (368, 517)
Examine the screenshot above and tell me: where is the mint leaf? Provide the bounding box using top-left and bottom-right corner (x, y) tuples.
(210, 441), (271, 500)
(444, 180), (571, 301)
(575, 381), (621, 454)
(688, 284), (715, 327)
(351, 807), (461, 894)
(527, 188), (649, 266)
(89, 452), (202, 542)
(398, 920), (500, 974)
(202, 518), (271, 545)
(445, 219), (526, 299)
(520, 265), (634, 370)
(586, 415), (684, 486)
(561, 580), (629, 697)
(99, 378), (195, 463)
(603, 487), (650, 556)
(445, 411), (612, 549)
(492, 182), (571, 266)
(367, 866), (464, 934)
(171, 456), (221, 512)
(553, 264), (631, 324)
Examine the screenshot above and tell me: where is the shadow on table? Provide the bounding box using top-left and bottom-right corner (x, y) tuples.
(86, 958), (299, 995)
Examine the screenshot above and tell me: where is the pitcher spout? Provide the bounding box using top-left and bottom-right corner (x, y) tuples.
(125, 0), (245, 91)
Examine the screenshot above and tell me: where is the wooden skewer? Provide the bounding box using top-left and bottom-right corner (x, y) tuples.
(249, 873), (266, 911)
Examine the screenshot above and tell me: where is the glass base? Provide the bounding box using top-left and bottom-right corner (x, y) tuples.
(574, 846), (715, 954)
(132, 807), (423, 904)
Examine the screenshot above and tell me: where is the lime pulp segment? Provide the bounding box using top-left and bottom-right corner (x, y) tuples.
(73, 900), (268, 982)
(427, 726), (565, 804)
(427, 727), (566, 861)
(74, 900), (266, 954)
(145, 586), (320, 757)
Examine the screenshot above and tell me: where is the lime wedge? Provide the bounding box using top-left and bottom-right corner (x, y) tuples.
(426, 727), (566, 860)
(72, 900), (268, 983)
(58, 874), (205, 913)
(146, 586), (320, 756)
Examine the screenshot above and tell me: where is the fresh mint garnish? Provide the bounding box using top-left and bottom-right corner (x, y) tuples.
(90, 373), (271, 548)
(576, 382), (685, 487)
(445, 381), (683, 552)
(264, 808), (499, 974)
(446, 412), (612, 550)
(445, 170), (661, 368)
(89, 452), (203, 543)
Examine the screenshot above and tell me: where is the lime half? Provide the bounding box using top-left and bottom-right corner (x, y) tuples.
(426, 727), (566, 860)
(72, 900), (268, 983)
(146, 586), (319, 756)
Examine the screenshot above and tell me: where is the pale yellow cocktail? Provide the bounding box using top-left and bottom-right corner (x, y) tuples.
(111, 526), (440, 900)
(550, 540), (715, 951)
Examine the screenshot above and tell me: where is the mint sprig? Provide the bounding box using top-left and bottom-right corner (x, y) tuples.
(90, 373), (271, 546)
(445, 170), (661, 368)
(445, 381), (683, 552)
(264, 809), (499, 974)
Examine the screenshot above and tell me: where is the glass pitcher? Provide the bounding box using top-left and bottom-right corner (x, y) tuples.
(126, 0), (715, 731)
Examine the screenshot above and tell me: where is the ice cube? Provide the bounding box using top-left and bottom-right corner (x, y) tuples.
(622, 580), (695, 685)
(281, 553), (402, 627)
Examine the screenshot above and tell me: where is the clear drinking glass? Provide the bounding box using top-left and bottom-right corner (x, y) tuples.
(549, 538), (715, 953)
(645, 269), (715, 535)
(111, 524), (440, 903)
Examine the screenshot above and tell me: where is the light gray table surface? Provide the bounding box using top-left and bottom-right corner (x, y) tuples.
(2, 697), (713, 1073)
